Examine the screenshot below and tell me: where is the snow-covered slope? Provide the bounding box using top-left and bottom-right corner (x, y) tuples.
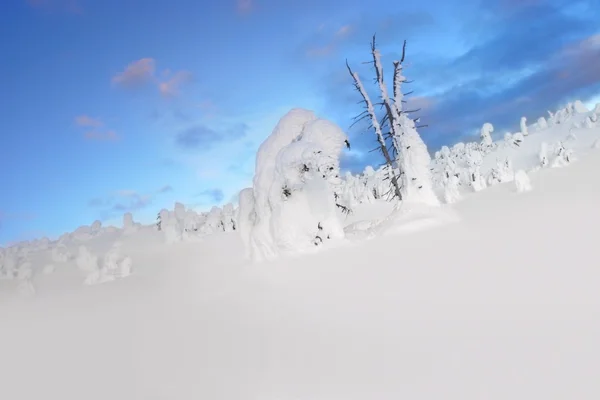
(2, 137), (600, 399)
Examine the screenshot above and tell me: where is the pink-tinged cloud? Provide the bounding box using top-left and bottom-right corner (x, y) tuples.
(158, 70), (193, 98)
(75, 115), (103, 127)
(84, 130), (119, 141)
(197, 100), (218, 119)
(237, 0), (253, 14)
(335, 25), (353, 38)
(112, 58), (156, 88)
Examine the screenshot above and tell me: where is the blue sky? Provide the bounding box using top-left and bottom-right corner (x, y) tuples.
(1, 0), (599, 244)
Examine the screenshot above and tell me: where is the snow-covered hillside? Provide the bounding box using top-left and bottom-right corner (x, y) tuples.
(1, 101), (600, 399)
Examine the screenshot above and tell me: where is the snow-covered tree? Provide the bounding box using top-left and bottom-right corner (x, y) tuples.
(487, 158), (514, 186)
(551, 141), (574, 168)
(346, 36), (438, 206)
(514, 170), (532, 193)
(242, 108), (350, 261)
(480, 122), (494, 149)
(537, 117), (548, 131)
(123, 212), (139, 235)
(465, 146), (486, 192)
(520, 116), (529, 136)
(442, 175), (461, 204)
(539, 142), (549, 167)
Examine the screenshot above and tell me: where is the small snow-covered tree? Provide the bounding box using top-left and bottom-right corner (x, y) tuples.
(551, 141), (574, 168)
(346, 36), (438, 206)
(514, 170), (532, 193)
(539, 142), (549, 167)
(123, 212), (139, 235)
(480, 122), (494, 150)
(487, 158), (514, 186)
(537, 117), (548, 131)
(520, 116), (529, 136)
(465, 146), (486, 192)
(443, 175), (461, 204)
(512, 132), (525, 146)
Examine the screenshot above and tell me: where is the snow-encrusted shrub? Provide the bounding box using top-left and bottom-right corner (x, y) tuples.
(91, 220), (102, 235)
(514, 170), (532, 193)
(0, 248), (17, 280)
(76, 246), (100, 285)
(221, 204), (237, 232)
(520, 117), (528, 136)
(584, 116), (596, 129)
(123, 212), (140, 235)
(80, 242), (133, 285)
(244, 108), (349, 261)
(43, 264), (55, 275)
(465, 146), (486, 192)
(551, 141), (574, 168)
(479, 122), (495, 154)
(487, 158), (514, 186)
(512, 132), (525, 146)
(592, 139), (600, 149)
(443, 175), (461, 204)
(573, 100), (588, 113)
(537, 117), (548, 131)
(73, 225), (93, 242)
(539, 142), (549, 167)
(52, 243), (72, 263)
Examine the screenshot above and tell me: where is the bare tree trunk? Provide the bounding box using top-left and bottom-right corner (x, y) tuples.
(346, 60), (402, 200)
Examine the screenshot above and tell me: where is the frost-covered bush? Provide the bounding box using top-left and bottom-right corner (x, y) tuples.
(76, 246), (98, 273)
(487, 158), (514, 186)
(73, 225), (93, 242)
(443, 175), (461, 204)
(514, 170), (532, 193)
(81, 242), (133, 286)
(0, 248), (17, 280)
(593, 139), (600, 149)
(465, 146), (486, 192)
(480, 122), (494, 148)
(551, 141), (574, 168)
(237, 188), (256, 259)
(573, 100), (588, 113)
(512, 132), (525, 146)
(123, 212), (140, 235)
(537, 117), (548, 131)
(52, 243), (72, 263)
(539, 142), (549, 167)
(91, 220), (102, 235)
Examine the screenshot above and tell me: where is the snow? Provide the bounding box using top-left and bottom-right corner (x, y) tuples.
(1, 100), (600, 399)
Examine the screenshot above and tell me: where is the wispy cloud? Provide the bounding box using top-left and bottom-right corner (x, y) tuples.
(158, 70), (193, 98)
(237, 0), (253, 14)
(112, 59), (193, 98)
(157, 185), (173, 193)
(88, 185), (173, 220)
(196, 188), (224, 204)
(112, 58), (156, 89)
(175, 123), (248, 151)
(302, 11), (433, 59)
(74, 115), (119, 141)
(75, 115), (103, 128)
